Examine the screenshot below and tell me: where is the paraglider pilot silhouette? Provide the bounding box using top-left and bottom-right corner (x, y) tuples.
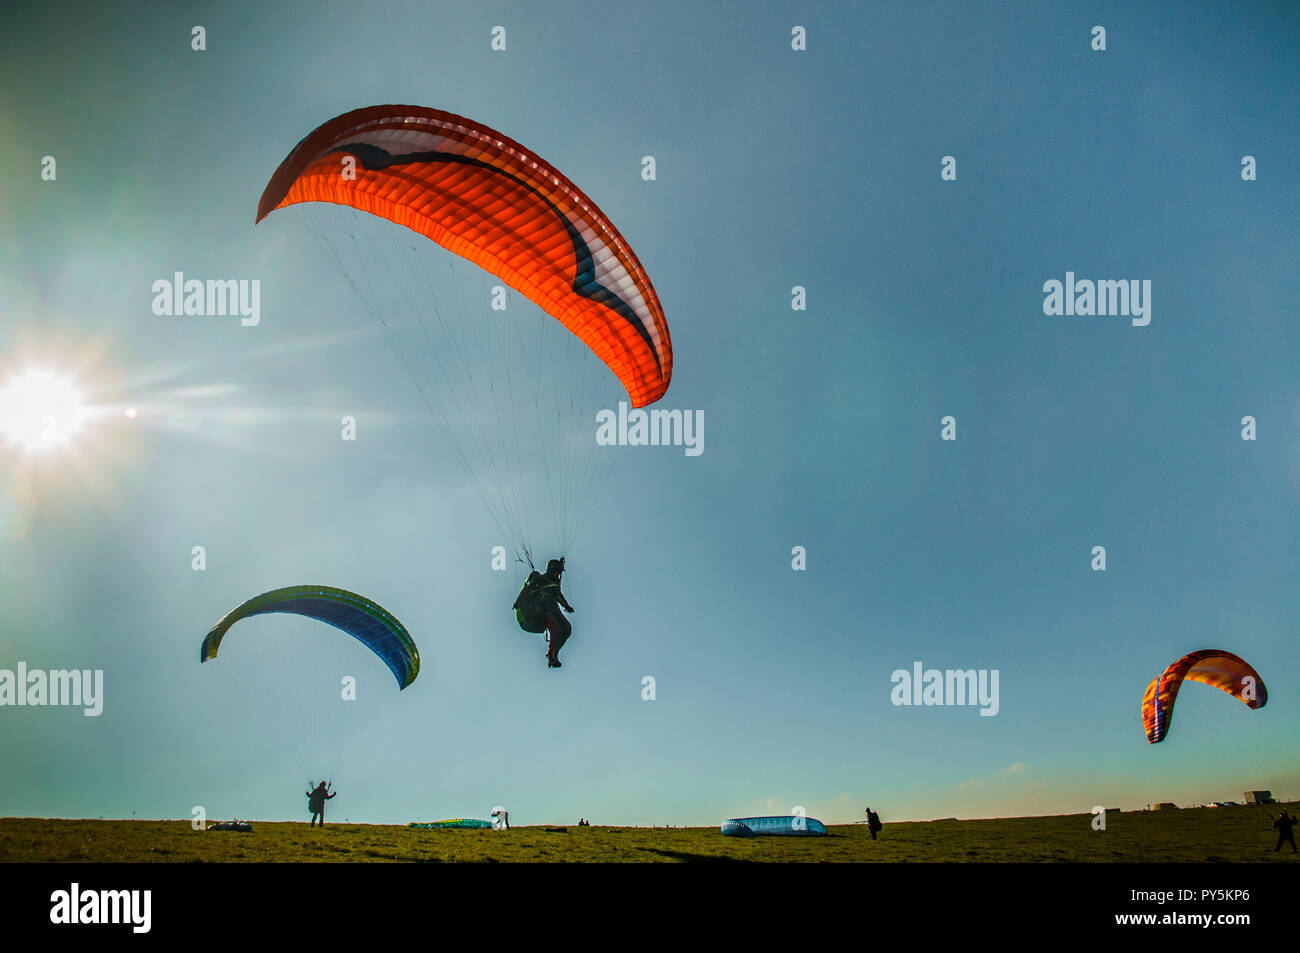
(514, 558), (575, 668)
(307, 781), (336, 826)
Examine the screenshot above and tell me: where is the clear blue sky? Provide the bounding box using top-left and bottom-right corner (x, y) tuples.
(0, 0), (1296, 826)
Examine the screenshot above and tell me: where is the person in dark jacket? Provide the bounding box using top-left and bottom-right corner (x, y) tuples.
(865, 807), (883, 840)
(1274, 810), (1297, 852)
(513, 558), (576, 668)
(307, 781), (336, 827)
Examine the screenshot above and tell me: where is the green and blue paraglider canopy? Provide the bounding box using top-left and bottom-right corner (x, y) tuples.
(200, 585), (420, 689)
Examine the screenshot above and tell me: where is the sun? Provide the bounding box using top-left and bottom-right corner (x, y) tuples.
(0, 370), (89, 452)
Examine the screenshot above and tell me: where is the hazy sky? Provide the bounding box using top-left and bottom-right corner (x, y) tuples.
(1, 1), (1296, 826)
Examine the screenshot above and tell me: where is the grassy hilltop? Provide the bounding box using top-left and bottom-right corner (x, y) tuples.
(2, 803), (1296, 862)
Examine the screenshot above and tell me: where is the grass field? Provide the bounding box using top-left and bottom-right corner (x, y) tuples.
(3, 803), (1296, 862)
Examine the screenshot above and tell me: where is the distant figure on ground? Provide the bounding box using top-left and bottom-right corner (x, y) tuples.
(1274, 810), (1297, 853)
(514, 558), (576, 668)
(865, 807), (882, 840)
(307, 781), (336, 827)
(492, 808), (509, 830)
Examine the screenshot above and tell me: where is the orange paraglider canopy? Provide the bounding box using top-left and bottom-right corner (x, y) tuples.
(257, 105), (671, 407)
(1142, 649), (1267, 744)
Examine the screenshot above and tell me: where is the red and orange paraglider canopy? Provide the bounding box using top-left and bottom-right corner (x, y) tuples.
(257, 105), (671, 407)
(1142, 649), (1267, 744)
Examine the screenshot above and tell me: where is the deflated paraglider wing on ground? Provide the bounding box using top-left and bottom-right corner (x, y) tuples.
(721, 816), (827, 836)
(409, 819), (495, 830)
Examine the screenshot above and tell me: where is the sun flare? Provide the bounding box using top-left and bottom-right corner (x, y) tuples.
(0, 370), (89, 452)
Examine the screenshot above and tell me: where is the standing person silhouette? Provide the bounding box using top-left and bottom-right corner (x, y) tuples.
(865, 807), (883, 840)
(1274, 810), (1297, 853)
(307, 781), (336, 827)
